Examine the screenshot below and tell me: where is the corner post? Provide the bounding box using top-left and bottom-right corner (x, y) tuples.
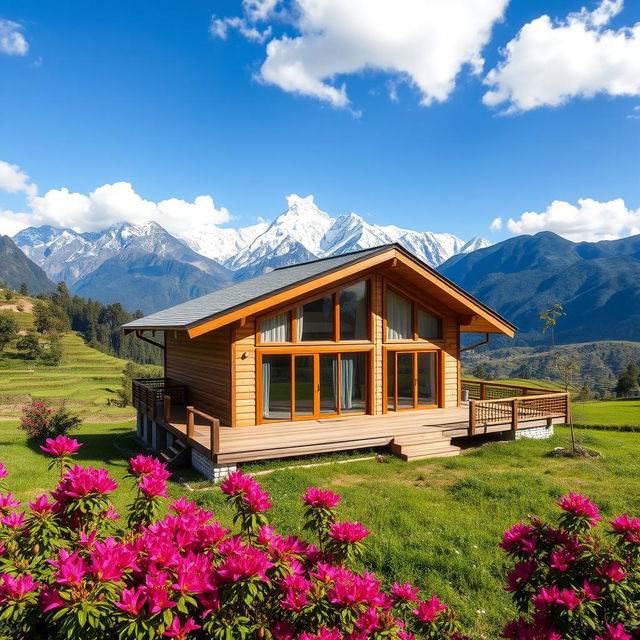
(511, 398), (519, 432)
(469, 400), (476, 437)
(186, 406), (195, 438)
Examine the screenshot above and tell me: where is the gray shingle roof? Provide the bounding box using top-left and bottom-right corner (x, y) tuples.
(123, 245), (391, 331)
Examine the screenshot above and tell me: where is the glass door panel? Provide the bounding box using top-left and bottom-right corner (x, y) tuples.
(262, 354), (292, 420)
(417, 352), (437, 406)
(386, 351), (396, 412)
(319, 354), (338, 414)
(294, 355), (315, 417)
(396, 352), (414, 409)
(340, 352), (366, 414)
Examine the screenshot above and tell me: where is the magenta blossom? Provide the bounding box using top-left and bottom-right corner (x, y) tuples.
(0, 492), (20, 512)
(216, 546), (274, 582)
(0, 463), (7, 480)
(29, 495), (55, 515)
(596, 561), (629, 583)
(558, 493), (601, 526)
(138, 474), (168, 499)
(596, 623), (632, 640)
(128, 455), (171, 481)
(609, 514), (640, 544)
(1, 511), (25, 530)
(391, 581), (420, 602)
(0, 573), (39, 603)
(302, 487), (341, 508)
(413, 595), (448, 622)
(40, 435), (82, 458)
(549, 549), (576, 573)
(328, 521), (370, 543)
(163, 615), (201, 640)
(500, 522), (537, 554)
(115, 586), (148, 617)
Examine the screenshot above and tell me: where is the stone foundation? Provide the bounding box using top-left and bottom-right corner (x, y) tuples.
(191, 448), (236, 483)
(515, 424), (555, 440)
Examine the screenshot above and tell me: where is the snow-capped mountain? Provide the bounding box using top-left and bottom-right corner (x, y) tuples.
(14, 221), (231, 285)
(13, 193), (490, 311)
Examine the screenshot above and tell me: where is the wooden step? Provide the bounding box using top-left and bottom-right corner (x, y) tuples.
(392, 431), (446, 445)
(395, 441), (461, 462)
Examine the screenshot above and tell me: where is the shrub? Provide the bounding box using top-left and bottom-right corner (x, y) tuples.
(15, 332), (43, 360)
(501, 493), (640, 638)
(0, 451), (468, 640)
(18, 401), (82, 439)
(0, 311), (18, 352)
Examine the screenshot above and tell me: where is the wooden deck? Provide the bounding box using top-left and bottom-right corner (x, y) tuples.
(160, 404), (563, 464)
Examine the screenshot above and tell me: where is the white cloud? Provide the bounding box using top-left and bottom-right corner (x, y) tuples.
(489, 217), (503, 231)
(0, 161), (37, 196)
(506, 198), (640, 242)
(0, 161), (232, 237)
(484, 0), (640, 112)
(215, 0), (509, 108)
(210, 15), (272, 43)
(0, 18), (28, 56)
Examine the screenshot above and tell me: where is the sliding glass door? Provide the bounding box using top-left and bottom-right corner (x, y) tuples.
(386, 350), (438, 412)
(261, 352), (368, 421)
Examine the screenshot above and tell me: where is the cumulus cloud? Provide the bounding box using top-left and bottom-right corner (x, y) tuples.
(0, 18), (28, 56)
(214, 0), (508, 108)
(484, 0), (640, 112)
(503, 198), (640, 242)
(0, 161), (232, 237)
(489, 217), (503, 232)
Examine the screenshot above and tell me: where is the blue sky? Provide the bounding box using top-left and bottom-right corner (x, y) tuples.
(1, 0), (639, 243)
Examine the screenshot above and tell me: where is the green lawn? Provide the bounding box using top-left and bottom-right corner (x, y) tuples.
(572, 399), (640, 427)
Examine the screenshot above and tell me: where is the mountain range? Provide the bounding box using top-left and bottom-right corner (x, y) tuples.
(0, 235), (54, 295)
(12, 194), (488, 312)
(439, 231), (640, 346)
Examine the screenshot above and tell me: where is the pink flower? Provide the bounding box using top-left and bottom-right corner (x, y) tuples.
(51, 465), (118, 503)
(549, 549), (575, 573)
(609, 514), (640, 544)
(115, 586), (148, 617)
(391, 581), (420, 602)
(556, 588), (582, 610)
(328, 571), (383, 607)
(0, 573), (38, 603)
(557, 493), (601, 526)
(243, 484), (273, 512)
(354, 607), (380, 633)
(500, 522), (537, 554)
(40, 435), (82, 458)
(328, 521), (370, 543)
(581, 581), (601, 601)
(0, 463), (8, 479)
(220, 470), (257, 495)
(216, 546), (274, 582)
(412, 595), (448, 622)
(302, 487), (341, 508)
(138, 474), (168, 499)
(596, 561), (629, 583)
(1, 511), (25, 530)
(129, 455), (171, 481)
(0, 492), (20, 511)
(163, 616), (201, 640)
(300, 628), (342, 640)
(49, 549), (89, 586)
(40, 585), (64, 612)
(29, 495), (55, 514)
(398, 633), (416, 640)
(504, 560), (537, 592)
(596, 624), (632, 640)
(532, 586), (561, 611)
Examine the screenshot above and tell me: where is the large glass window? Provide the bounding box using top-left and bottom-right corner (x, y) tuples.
(260, 312), (290, 343)
(417, 309), (442, 340)
(297, 295), (333, 341)
(262, 355), (291, 420)
(340, 352), (367, 414)
(386, 289), (412, 340)
(339, 281), (368, 340)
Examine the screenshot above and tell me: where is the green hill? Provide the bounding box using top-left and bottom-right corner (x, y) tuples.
(0, 235), (55, 295)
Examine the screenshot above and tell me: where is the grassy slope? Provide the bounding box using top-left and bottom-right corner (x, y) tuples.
(572, 400), (640, 427)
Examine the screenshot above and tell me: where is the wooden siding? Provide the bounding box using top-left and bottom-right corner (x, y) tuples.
(232, 318), (257, 427)
(165, 327), (232, 426)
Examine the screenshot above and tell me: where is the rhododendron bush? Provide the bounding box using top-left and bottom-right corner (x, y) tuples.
(0, 440), (466, 640)
(501, 493), (640, 638)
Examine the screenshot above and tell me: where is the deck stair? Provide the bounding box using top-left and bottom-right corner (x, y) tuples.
(159, 439), (191, 470)
(391, 431), (461, 462)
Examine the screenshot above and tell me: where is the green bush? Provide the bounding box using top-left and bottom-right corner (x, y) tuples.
(18, 401), (82, 439)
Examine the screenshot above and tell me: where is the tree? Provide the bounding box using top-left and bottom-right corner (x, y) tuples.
(33, 301), (69, 334)
(552, 352), (579, 450)
(0, 311), (18, 352)
(41, 333), (64, 366)
(539, 303), (566, 346)
(3, 290), (14, 302)
(615, 362), (640, 396)
(16, 332), (43, 360)
(19, 282), (29, 296)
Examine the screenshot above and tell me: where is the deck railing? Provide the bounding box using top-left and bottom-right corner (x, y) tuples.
(462, 380), (571, 436)
(186, 406), (221, 455)
(132, 378), (187, 420)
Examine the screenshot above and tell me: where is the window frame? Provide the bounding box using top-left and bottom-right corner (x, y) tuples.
(256, 277), (372, 345)
(383, 282), (445, 343)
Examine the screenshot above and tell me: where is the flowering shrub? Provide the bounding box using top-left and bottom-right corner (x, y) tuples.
(0, 452), (467, 640)
(19, 401), (82, 439)
(501, 492), (640, 639)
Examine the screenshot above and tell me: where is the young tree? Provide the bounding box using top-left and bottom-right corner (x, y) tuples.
(552, 352), (579, 451)
(33, 301), (69, 334)
(615, 362), (640, 397)
(19, 282), (29, 296)
(539, 303), (566, 347)
(16, 332), (43, 360)
(0, 311), (18, 352)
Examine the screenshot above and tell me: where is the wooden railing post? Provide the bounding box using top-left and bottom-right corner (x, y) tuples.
(164, 395), (171, 423)
(480, 382), (486, 400)
(469, 401), (476, 436)
(186, 406), (195, 437)
(210, 418), (220, 456)
(511, 398), (519, 431)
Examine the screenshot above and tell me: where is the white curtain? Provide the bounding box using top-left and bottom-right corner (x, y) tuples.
(418, 309), (440, 339)
(261, 312), (289, 343)
(296, 307), (304, 342)
(340, 355), (355, 410)
(262, 361), (271, 417)
(387, 290), (412, 340)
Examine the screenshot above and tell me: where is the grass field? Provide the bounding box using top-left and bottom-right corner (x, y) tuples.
(572, 399), (640, 427)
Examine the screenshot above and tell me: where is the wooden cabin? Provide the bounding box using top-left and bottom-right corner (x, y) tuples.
(123, 244), (570, 480)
